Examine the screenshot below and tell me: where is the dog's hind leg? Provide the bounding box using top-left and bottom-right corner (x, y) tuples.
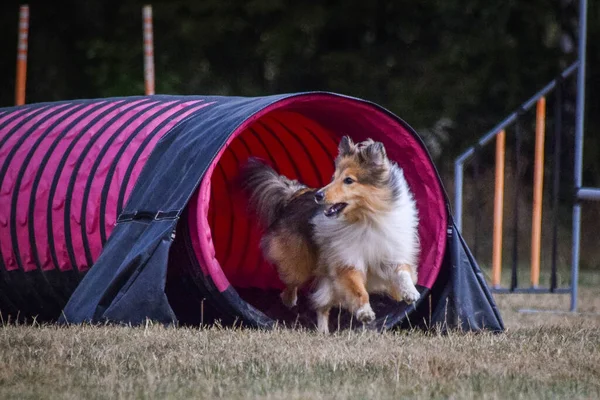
(316, 307), (331, 334)
(263, 233), (315, 309)
(311, 278), (334, 333)
(393, 264), (420, 304)
(280, 286), (298, 308)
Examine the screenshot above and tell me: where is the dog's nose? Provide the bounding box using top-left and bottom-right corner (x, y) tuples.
(314, 191), (325, 202)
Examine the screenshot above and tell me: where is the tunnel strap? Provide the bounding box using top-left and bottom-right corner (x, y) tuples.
(117, 209), (181, 223)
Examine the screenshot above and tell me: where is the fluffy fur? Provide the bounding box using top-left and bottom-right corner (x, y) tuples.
(242, 137), (420, 333)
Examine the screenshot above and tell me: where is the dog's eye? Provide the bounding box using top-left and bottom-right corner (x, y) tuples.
(343, 177), (354, 185)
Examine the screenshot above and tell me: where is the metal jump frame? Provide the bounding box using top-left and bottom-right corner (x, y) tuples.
(454, 0), (589, 312)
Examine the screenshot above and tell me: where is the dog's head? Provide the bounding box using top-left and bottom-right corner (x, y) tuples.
(315, 136), (394, 221)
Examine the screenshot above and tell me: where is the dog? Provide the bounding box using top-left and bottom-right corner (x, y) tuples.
(242, 136), (420, 333)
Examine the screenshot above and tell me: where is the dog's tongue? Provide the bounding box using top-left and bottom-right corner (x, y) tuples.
(325, 203), (347, 217)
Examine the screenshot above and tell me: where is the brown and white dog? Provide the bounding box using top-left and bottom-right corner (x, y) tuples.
(242, 136), (420, 333)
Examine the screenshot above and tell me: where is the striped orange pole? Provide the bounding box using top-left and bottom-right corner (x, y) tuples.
(15, 5), (29, 106)
(531, 97), (546, 288)
(491, 130), (506, 288)
(143, 5), (155, 95)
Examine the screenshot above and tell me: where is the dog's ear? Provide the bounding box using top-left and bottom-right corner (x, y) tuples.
(338, 136), (356, 156)
(360, 141), (387, 166)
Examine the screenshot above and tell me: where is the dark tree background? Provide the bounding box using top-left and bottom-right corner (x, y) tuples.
(1, 0), (599, 267)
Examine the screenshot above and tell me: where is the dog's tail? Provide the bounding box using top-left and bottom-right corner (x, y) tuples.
(240, 157), (306, 227)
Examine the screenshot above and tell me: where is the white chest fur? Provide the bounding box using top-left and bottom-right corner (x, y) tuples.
(312, 196), (419, 276)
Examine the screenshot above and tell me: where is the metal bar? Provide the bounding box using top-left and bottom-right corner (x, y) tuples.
(492, 130), (506, 288)
(550, 79), (563, 292)
(571, 205), (581, 311)
(571, 0), (587, 312)
(454, 159), (464, 232)
(143, 5), (155, 96)
(455, 62), (579, 164)
(511, 114), (523, 291)
(521, 62), (578, 110)
(491, 287), (571, 294)
(570, 203), (581, 311)
(454, 62), (579, 231)
(472, 149), (481, 259)
(15, 5), (29, 106)
(476, 114), (518, 149)
(531, 97), (546, 288)
(577, 187), (600, 201)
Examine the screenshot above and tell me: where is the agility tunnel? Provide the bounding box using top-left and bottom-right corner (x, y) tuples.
(0, 93), (503, 331)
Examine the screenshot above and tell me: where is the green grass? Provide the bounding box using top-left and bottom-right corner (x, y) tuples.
(1, 272), (600, 399)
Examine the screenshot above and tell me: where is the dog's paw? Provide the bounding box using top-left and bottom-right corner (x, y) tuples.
(280, 290), (297, 309)
(402, 286), (420, 304)
(356, 304), (376, 324)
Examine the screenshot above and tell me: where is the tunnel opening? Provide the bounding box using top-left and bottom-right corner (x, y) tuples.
(168, 95), (448, 329)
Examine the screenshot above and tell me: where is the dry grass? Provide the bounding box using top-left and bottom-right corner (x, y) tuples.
(1, 275), (600, 399)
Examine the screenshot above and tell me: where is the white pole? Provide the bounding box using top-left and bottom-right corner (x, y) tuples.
(143, 5), (155, 95)
(15, 5), (29, 105)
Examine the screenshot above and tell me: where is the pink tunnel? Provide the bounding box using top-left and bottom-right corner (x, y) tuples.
(0, 94), (448, 328)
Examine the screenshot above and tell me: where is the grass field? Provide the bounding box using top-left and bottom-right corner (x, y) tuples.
(1, 272), (600, 399)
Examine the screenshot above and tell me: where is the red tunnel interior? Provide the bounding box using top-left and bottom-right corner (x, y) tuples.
(186, 95), (448, 319)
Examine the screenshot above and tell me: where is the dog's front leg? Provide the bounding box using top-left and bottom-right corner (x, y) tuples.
(393, 264), (420, 304)
(336, 268), (375, 325)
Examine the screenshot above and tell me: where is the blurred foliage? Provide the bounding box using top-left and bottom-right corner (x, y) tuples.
(0, 0), (598, 181)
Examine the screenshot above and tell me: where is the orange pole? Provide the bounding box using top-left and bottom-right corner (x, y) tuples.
(531, 97), (546, 288)
(143, 5), (155, 95)
(492, 130), (506, 288)
(15, 5), (29, 106)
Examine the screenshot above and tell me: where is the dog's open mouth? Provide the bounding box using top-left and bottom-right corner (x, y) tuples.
(324, 203), (348, 218)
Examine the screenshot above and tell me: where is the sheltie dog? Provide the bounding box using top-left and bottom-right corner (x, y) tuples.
(242, 136), (420, 333)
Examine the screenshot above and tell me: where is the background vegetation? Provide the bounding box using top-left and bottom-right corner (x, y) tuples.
(1, 4), (599, 398)
(1, 0), (599, 269)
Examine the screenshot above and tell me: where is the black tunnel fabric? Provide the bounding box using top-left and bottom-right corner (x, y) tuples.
(0, 92), (504, 332)
(61, 94), (282, 324)
(403, 221), (504, 332)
